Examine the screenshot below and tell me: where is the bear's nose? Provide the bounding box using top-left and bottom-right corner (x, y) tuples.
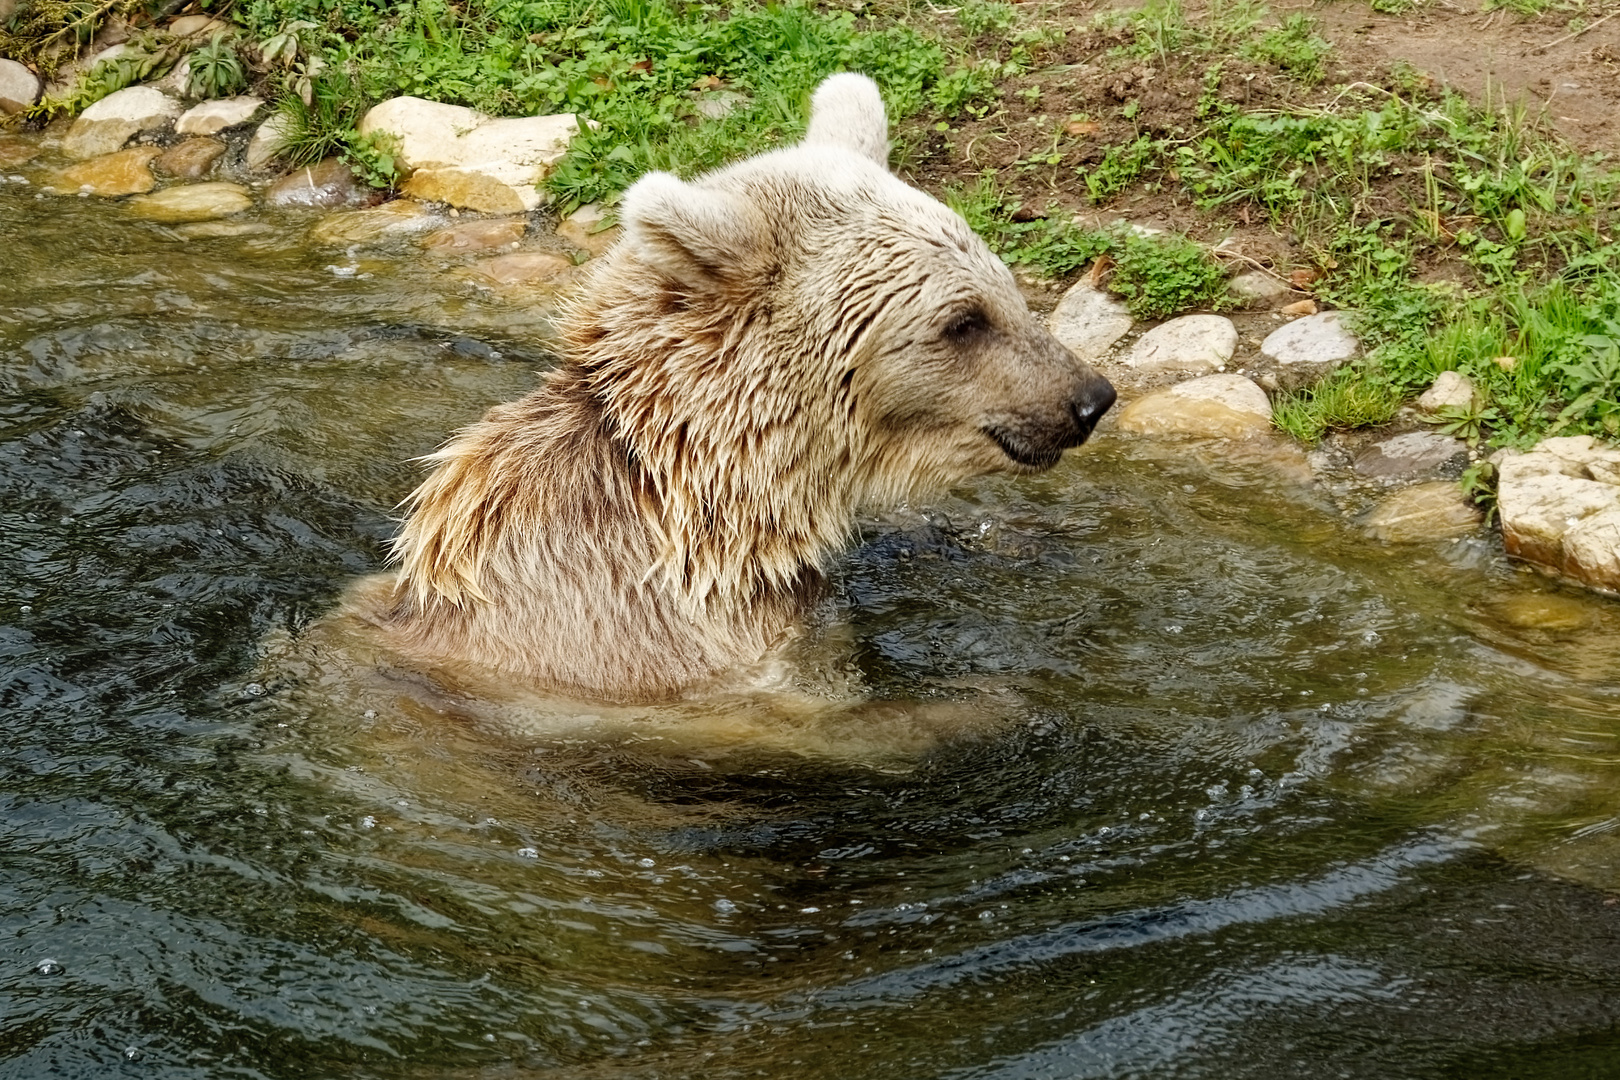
(1068, 375), (1116, 442)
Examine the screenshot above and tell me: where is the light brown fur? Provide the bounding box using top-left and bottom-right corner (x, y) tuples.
(340, 74), (1114, 704)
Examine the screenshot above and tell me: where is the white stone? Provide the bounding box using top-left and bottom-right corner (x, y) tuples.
(0, 58), (41, 115)
(1228, 269), (1295, 307)
(176, 96), (263, 136)
(1417, 370), (1480, 414)
(1123, 314), (1237, 373)
(168, 15), (236, 37)
(357, 97), (580, 213)
(1114, 373), (1273, 439)
(1499, 437), (1620, 595)
(61, 86), (182, 159)
(245, 112), (295, 170)
(1260, 310), (1359, 367)
(1352, 430), (1466, 478)
(1046, 280), (1132, 360)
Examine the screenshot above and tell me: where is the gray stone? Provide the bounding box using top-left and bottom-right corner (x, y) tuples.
(175, 96), (263, 136)
(308, 199), (439, 245)
(1416, 370), (1480, 414)
(1047, 280), (1132, 360)
(1228, 270), (1295, 308)
(1363, 481), (1483, 543)
(168, 15), (236, 38)
(266, 158), (366, 208)
(1260, 310), (1359, 367)
(127, 181), (252, 222)
(1114, 374), (1273, 439)
(1498, 436), (1620, 595)
(245, 113), (294, 170)
(1353, 430), (1467, 478)
(1122, 314), (1237, 373)
(61, 86), (182, 159)
(0, 58), (41, 115)
(358, 97), (580, 213)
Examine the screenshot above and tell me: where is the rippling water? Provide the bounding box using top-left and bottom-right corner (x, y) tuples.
(5, 159), (1620, 1079)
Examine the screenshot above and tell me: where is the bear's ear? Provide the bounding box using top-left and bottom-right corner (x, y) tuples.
(803, 73), (889, 168)
(619, 171), (766, 290)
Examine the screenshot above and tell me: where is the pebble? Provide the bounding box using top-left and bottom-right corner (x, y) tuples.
(0, 58), (41, 115)
(1352, 431), (1467, 479)
(266, 158), (367, 208)
(557, 203), (620, 257)
(176, 96), (264, 136)
(1122, 314), (1237, 373)
(62, 86), (182, 160)
(1228, 269), (1296, 308)
(1047, 280), (1133, 360)
(245, 113), (295, 171)
(1416, 370), (1480, 414)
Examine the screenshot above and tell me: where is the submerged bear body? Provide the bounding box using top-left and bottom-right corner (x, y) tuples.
(341, 74), (1114, 704)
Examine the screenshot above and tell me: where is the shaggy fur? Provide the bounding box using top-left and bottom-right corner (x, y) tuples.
(344, 74), (1115, 703)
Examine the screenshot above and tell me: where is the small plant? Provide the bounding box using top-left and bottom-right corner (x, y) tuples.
(1272, 368), (1405, 441)
(1459, 459), (1500, 525)
(271, 71), (368, 168)
(957, 0), (1017, 36)
(187, 32), (246, 98)
(1109, 232), (1229, 320)
(1241, 14), (1332, 85)
(258, 19), (318, 69)
(1084, 136), (1163, 203)
(345, 130), (404, 190)
(1425, 400), (1502, 444)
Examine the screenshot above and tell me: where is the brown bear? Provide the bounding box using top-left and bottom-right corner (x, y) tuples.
(337, 73), (1114, 705)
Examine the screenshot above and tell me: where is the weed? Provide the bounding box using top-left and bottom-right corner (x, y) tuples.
(1109, 231), (1230, 319)
(1240, 14), (1331, 85)
(188, 33), (247, 98)
(1084, 135), (1163, 203)
(1271, 368), (1404, 442)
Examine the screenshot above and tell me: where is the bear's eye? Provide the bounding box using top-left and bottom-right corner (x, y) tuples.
(942, 308), (989, 341)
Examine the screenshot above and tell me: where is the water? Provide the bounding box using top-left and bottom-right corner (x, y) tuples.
(6, 150), (1620, 1079)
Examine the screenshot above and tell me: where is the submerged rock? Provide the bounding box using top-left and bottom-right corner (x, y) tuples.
(0, 135), (40, 168)
(266, 158), (367, 208)
(53, 147), (160, 196)
(127, 181), (252, 222)
(556, 203), (619, 257)
(154, 138), (225, 179)
(358, 97), (580, 213)
(174, 220), (273, 239)
(0, 58), (41, 115)
(175, 96), (264, 136)
(1363, 481), (1482, 543)
(1047, 280), (1132, 360)
(466, 251), (573, 285)
(421, 218), (527, 251)
(1114, 373), (1273, 439)
(1122, 314), (1237, 373)
(309, 199), (438, 245)
(1353, 430), (1468, 479)
(62, 86), (181, 159)
(1497, 435), (1620, 596)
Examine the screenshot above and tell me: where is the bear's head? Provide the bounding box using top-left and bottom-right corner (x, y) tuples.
(566, 74), (1115, 599)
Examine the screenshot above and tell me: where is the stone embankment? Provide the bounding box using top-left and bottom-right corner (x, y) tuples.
(3, 15), (1617, 599)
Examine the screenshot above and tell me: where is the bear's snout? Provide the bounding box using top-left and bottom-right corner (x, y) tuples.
(1067, 373), (1116, 444)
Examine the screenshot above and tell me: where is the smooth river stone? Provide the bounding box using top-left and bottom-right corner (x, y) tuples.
(1123, 314), (1237, 372)
(61, 86), (181, 159)
(1047, 280), (1132, 360)
(175, 220), (274, 239)
(1352, 431), (1467, 479)
(0, 135), (40, 168)
(1416, 370), (1481, 415)
(154, 138), (226, 179)
(0, 58), (41, 115)
(309, 199), (437, 245)
(266, 158), (367, 208)
(1114, 373), (1274, 439)
(556, 202), (620, 257)
(1498, 436), (1620, 596)
(127, 181), (252, 222)
(422, 218), (527, 251)
(1363, 481), (1482, 543)
(1260, 310), (1359, 367)
(466, 251), (573, 284)
(175, 96), (264, 136)
(54, 147), (160, 196)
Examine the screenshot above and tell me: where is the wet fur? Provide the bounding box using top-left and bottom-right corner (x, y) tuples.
(340, 74), (1114, 704)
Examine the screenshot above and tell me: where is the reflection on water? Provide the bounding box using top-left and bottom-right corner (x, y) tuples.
(4, 153), (1620, 1079)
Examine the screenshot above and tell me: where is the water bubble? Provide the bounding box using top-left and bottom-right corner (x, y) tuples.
(637, 857), (656, 868)
(19, 604), (31, 613)
(360, 816), (376, 829)
(978, 910), (995, 920)
(1165, 624), (1183, 634)
(328, 264), (358, 278)
(35, 958), (62, 975)
(243, 682), (265, 697)
(516, 847), (538, 859)
(799, 906), (820, 914)
(123, 1047), (139, 1061)
(713, 898), (738, 915)
(8, 175), (26, 183)
(1362, 630), (1381, 645)
(363, 710), (377, 719)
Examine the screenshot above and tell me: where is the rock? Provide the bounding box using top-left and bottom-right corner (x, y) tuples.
(153, 56), (192, 98)
(1352, 430), (1467, 479)
(168, 15), (236, 37)
(245, 113), (295, 170)
(466, 252), (573, 285)
(401, 167), (530, 215)
(266, 158), (366, 208)
(175, 220), (273, 239)
(358, 97), (580, 213)
(53, 147), (160, 196)
(308, 199), (438, 245)
(1122, 314), (1237, 373)
(0, 58), (42, 115)
(421, 218), (527, 251)
(61, 86), (182, 160)
(0, 135), (40, 168)
(154, 137), (225, 179)
(127, 181), (251, 222)
(1416, 370), (1481, 415)
(1228, 270), (1295, 309)
(1114, 374), (1273, 439)
(1047, 280), (1133, 360)
(1363, 481), (1482, 543)
(556, 203), (620, 256)
(1491, 593), (1595, 631)
(693, 90), (747, 121)
(175, 96), (263, 136)
(1498, 435), (1620, 595)
(1260, 310), (1359, 368)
